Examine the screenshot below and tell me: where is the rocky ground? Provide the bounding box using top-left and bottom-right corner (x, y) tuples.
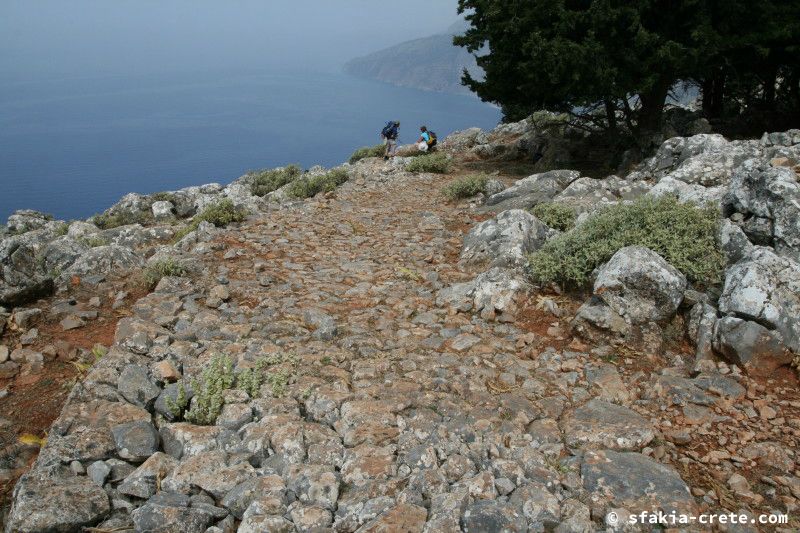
(2, 118), (800, 532)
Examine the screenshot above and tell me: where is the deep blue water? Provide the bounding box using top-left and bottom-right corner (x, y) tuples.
(0, 69), (500, 221)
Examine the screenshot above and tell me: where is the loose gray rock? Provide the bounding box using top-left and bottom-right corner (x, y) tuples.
(593, 246), (687, 323)
(460, 209), (550, 268)
(112, 420), (160, 462)
(5, 470), (111, 533)
(713, 316), (790, 376)
(131, 493), (215, 533)
(582, 450), (696, 516)
(461, 500), (527, 532)
(484, 170), (580, 211)
(718, 247), (800, 354)
(118, 364), (160, 407)
(561, 399), (655, 451)
(725, 160), (800, 261)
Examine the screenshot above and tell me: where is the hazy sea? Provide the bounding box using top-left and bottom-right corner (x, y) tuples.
(0, 68), (500, 221)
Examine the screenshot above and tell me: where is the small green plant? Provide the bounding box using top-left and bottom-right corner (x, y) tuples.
(79, 235), (110, 248)
(527, 196), (724, 287)
(166, 382), (189, 418)
(349, 144), (385, 163)
(184, 354), (235, 425)
(143, 258), (189, 288)
(92, 210), (153, 230)
(170, 353), (298, 424)
(54, 222), (70, 236)
(149, 191), (176, 203)
(266, 369), (290, 397)
(287, 168), (349, 199)
(404, 152), (450, 173)
(250, 165), (302, 196)
(531, 202), (577, 231)
(441, 174), (489, 200)
(320, 356), (332, 366)
(237, 357), (270, 398)
(396, 266), (421, 281)
(195, 198), (247, 227)
(171, 198), (247, 243)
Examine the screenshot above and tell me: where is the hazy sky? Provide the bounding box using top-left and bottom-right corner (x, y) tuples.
(0, 0), (463, 81)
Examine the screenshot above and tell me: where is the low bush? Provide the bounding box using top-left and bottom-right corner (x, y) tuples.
(149, 191), (176, 203)
(349, 144), (385, 163)
(287, 168), (349, 199)
(142, 258), (189, 288)
(441, 174), (489, 201)
(250, 165), (302, 196)
(531, 202), (577, 231)
(172, 198), (247, 242)
(167, 353), (297, 424)
(527, 196), (724, 287)
(405, 152), (450, 173)
(79, 235), (110, 248)
(93, 210), (152, 230)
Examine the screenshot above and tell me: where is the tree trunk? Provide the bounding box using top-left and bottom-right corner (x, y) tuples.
(702, 69), (726, 120)
(637, 79), (671, 135)
(763, 68), (777, 111)
(604, 98), (618, 133)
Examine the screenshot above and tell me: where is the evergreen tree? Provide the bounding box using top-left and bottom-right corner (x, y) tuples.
(455, 0), (800, 134)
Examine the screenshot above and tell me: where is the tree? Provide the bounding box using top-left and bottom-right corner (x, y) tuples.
(454, 0), (800, 135)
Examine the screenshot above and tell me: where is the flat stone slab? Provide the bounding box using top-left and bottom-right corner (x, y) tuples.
(561, 399), (655, 451)
(582, 450), (697, 516)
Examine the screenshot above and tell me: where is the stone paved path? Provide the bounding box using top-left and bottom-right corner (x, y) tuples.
(7, 160), (799, 532)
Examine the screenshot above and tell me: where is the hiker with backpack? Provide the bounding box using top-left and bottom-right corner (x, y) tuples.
(381, 121), (400, 160)
(417, 126), (437, 152)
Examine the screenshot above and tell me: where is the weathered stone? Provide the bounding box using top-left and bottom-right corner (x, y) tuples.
(358, 503), (428, 532)
(562, 399), (654, 451)
(221, 475), (286, 520)
(118, 364), (160, 408)
(718, 247), (800, 354)
(161, 450), (256, 499)
(461, 500), (527, 532)
(112, 420), (160, 462)
(582, 450), (697, 515)
(118, 452), (178, 499)
(508, 482), (561, 530)
(460, 209), (550, 268)
(593, 246), (686, 323)
(131, 493), (215, 533)
(713, 316), (790, 376)
(725, 160), (800, 261)
(484, 170), (580, 211)
(6, 470), (111, 533)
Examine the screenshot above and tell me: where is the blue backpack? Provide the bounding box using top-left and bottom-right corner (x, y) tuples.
(381, 121), (398, 140)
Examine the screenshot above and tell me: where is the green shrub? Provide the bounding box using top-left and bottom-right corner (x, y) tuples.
(349, 144), (385, 163)
(405, 152), (450, 173)
(149, 191), (176, 203)
(79, 235), (110, 248)
(194, 198), (246, 227)
(93, 210), (152, 230)
(184, 354), (235, 425)
(527, 196), (724, 287)
(442, 174), (489, 200)
(142, 258), (189, 288)
(169, 353), (296, 424)
(172, 198), (247, 243)
(531, 202), (577, 231)
(287, 168), (349, 199)
(250, 165), (302, 196)
(54, 222), (70, 236)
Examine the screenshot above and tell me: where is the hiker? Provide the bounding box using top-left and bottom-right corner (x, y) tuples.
(381, 121), (400, 160)
(417, 126), (437, 152)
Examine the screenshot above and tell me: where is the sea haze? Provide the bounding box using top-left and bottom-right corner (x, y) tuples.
(0, 0), (499, 221)
(0, 69), (500, 220)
